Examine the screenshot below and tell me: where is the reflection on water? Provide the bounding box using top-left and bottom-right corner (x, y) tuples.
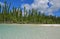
(0, 24), (60, 39)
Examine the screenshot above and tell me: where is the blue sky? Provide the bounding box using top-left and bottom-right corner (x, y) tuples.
(0, 0), (60, 17)
(0, 0), (33, 8)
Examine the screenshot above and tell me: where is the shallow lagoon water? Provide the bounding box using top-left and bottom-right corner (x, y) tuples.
(0, 24), (60, 39)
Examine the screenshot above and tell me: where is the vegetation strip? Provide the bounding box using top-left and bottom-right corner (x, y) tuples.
(0, 1), (60, 24)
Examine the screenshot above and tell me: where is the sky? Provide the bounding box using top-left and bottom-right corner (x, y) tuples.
(0, 0), (60, 17)
(0, 25), (60, 39)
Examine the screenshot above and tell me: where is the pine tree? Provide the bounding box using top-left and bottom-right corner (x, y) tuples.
(19, 9), (22, 23)
(3, 1), (7, 23)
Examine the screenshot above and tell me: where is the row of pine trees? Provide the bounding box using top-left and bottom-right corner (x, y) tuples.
(0, 1), (60, 24)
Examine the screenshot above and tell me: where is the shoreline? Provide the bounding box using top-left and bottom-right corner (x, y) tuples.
(0, 24), (60, 26)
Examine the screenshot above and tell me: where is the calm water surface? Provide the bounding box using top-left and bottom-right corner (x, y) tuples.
(0, 24), (60, 39)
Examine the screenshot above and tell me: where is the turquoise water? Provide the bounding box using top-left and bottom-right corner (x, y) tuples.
(0, 24), (60, 39)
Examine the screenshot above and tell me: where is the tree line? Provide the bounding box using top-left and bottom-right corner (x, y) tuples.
(0, 1), (60, 24)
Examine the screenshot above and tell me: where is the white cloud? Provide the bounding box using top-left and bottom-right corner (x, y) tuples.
(46, 0), (60, 15)
(50, 0), (60, 8)
(21, 4), (31, 10)
(21, 0), (60, 15)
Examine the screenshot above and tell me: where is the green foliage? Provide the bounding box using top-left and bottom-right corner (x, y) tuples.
(0, 1), (60, 24)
